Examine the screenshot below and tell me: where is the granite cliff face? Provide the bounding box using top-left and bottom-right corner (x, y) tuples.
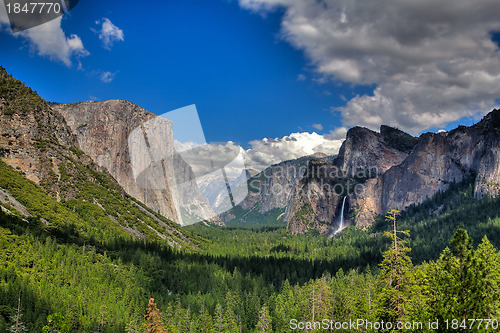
(285, 110), (500, 234)
(54, 101), (178, 221)
(286, 125), (417, 233)
(381, 129), (476, 212)
(54, 100), (217, 225)
(337, 125), (418, 229)
(473, 110), (500, 198)
(220, 153), (326, 224)
(285, 160), (344, 234)
(382, 112), (500, 212)
(258, 155), (323, 213)
(335, 126), (414, 177)
(0, 67), (198, 247)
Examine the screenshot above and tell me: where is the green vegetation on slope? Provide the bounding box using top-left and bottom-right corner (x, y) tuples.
(380, 125), (419, 154)
(0, 158), (201, 249)
(0, 66), (46, 116)
(373, 177), (500, 263)
(1, 65), (499, 332)
(1, 149), (500, 332)
(224, 204), (286, 228)
(4, 198), (499, 332)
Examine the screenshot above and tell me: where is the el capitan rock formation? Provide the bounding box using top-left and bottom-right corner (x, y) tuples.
(54, 100), (219, 226)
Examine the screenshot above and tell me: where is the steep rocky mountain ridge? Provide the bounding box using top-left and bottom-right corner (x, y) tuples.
(0, 67), (199, 248)
(285, 124), (417, 233)
(3, 66), (499, 236)
(284, 159), (345, 234)
(382, 117), (500, 212)
(53, 100), (179, 221)
(334, 125), (416, 178)
(54, 100), (219, 226)
(220, 153), (329, 225)
(286, 111), (500, 234)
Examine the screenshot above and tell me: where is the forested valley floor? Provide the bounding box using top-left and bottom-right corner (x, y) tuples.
(1, 164), (500, 332)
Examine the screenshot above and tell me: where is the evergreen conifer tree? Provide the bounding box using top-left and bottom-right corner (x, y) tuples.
(427, 228), (500, 329)
(375, 210), (417, 331)
(255, 305), (272, 333)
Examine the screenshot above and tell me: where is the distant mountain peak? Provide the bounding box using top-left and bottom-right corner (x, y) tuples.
(474, 108), (500, 130)
(309, 152), (328, 159)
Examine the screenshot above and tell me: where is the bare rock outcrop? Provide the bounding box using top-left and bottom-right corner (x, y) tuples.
(335, 126), (413, 178)
(54, 100), (217, 225)
(285, 160), (344, 235)
(285, 110), (500, 233)
(220, 154), (326, 224)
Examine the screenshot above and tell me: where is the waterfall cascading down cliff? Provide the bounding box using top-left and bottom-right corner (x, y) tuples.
(335, 196), (347, 235)
(328, 196), (347, 237)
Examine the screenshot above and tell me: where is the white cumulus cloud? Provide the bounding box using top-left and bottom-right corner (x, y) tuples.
(174, 133), (344, 174)
(325, 126), (348, 140)
(239, 0), (500, 134)
(100, 71), (116, 83)
(67, 34), (89, 57)
(0, 2), (88, 66)
(245, 132), (344, 171)
(95, 18), (124, 50)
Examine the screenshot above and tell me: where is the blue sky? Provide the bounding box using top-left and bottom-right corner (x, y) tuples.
(1, 0), (500, 160)
(0, 0), (357, 146)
